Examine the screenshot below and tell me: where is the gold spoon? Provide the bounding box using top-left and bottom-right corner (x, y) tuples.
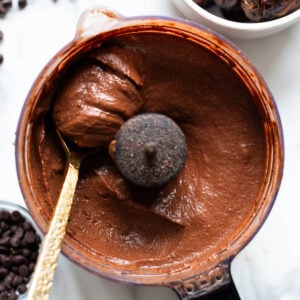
(27, 131), (84, 300)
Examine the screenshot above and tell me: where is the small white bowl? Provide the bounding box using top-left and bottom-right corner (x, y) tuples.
(171, 0), (300, 39)
(0, 200), (43, 299)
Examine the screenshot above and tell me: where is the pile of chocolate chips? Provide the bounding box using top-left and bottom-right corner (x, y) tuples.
(0, 209), (41, 299)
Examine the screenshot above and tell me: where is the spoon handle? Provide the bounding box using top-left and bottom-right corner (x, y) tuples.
(27, 157), (80, 300)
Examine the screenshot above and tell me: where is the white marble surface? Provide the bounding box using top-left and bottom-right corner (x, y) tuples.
(0, 0), (300, 299)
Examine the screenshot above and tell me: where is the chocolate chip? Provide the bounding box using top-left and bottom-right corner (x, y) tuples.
(11, 276), (22, 288)
(18, 265), (29, 277)
(0, 246), (8, 254)
(18, 0), (27, 9)
(22, 276), (29, 284)
(10, 211), (23, 223)
(28, 262), (35, 272)
(0, 289), (18, 300)
(14, 227), (24, 239)
(1, 256), (11, 268)
(30, 251), (38, 262)
(0, 236), (10, 246)
(5, 290), (17, 300)
(4, 273), (13, 288)
(11, 255), (25, 266)
(0, 291), (9, 300)
(17, 284), (27, 294)
(0, 268), (8, 278)
(22, 221), (32, 231)
(0, 222), (8, 231)
(9, 237), (21, 248)
(10, 226), (17, 233)
(35, 234), (41, 244)
(0, 4), (7, 16)
(24, 231), (36, 244)
(2, 231), (11, 238)
(21, 248), (31, 257)
(0, 211), (10, 221)
(20, 238), (27, 248)
(0, 31), (3, 41)
(2, 0), (12, 9)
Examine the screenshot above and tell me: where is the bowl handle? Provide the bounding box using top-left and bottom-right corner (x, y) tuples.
(75, 6), (124, 40)
(173, 264), (241, 300)
(184, 281), (240, 300)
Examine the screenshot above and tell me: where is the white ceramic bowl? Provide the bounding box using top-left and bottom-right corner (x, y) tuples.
(171, 0), (300, 39)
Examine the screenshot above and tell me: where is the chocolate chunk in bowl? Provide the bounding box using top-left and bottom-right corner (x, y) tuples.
(15, 7), (283, 299)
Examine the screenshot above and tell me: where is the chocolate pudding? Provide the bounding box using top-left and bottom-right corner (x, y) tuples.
(26, 32), (266, 275)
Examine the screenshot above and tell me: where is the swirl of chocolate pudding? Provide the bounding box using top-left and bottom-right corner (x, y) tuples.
(53, 46), (144, 148)
(28, 32), (266, 275)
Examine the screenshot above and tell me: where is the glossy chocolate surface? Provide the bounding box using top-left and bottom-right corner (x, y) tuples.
(28, 32), (266, 271)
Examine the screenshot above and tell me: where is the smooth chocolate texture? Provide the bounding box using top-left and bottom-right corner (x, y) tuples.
(27, 32), (266, 275)
(53, 46), (144, 149)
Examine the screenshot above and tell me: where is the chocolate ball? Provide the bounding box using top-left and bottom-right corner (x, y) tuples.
(113, 113), (187, 188)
